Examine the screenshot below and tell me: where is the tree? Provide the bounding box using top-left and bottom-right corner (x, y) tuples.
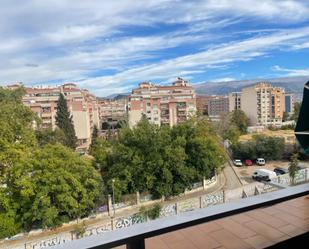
(292, 102), (301, 122)
(289, 153), (299, 185)
(7, 144), (102, 230)
(35, 128), (67, 147)
(90, 125), (99, 148)
(230, 110), (250, 134)
(223, 126), (241, 144)
(55, 93), (78, 149)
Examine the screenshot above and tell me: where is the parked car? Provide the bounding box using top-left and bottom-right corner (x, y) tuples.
(273, 167), (288, 175)
(233, 159), (243, 167)
(252, 169), (277, 182)
(256, 158), (266, 166)
(244, 159), (253, 166)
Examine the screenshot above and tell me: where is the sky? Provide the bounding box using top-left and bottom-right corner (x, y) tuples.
(0, 0), (309, 96)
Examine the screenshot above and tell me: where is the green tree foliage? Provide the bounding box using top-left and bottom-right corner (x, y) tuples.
(0, 88), (103, 238)
(282, 111), (289, 122)
(292, 102), (301, 122)
(93, 117), (226, 199)
(289, 153), (299, 185)
(223, 126), (241, 144)
(89, 125), (99, 150)
(231, 135), (285, 160)
(230, 110), (250, 134)
(7, 144), (102, 230)
(55, 93), (78, 149)
(35, 128), (67, 147)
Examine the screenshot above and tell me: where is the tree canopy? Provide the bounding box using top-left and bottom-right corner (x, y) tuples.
(0, 87), (102, 238)
(92, 117), (226, 199)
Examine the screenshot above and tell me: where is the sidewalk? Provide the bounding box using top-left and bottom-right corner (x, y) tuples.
(1, 172), (226, 249)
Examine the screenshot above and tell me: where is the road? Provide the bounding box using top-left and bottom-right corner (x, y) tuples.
(223, 160), (243, 190)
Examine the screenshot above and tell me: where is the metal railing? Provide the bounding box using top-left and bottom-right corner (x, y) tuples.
(51, 183), (309, 249)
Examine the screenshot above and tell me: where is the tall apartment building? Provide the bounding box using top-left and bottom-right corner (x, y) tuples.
(208, 96), (229, 118)
(128, 78), (196, 127)
(22, 83), (100, 151)
(98, 97), (128, 129)
(228, 92), (242, 112)
(284, 93), (295, 114)
(241, 83), (284, 126)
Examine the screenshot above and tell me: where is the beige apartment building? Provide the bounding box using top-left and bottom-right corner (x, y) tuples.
(128, 78), (196, 127)
(98, 97), (128, 129)
(22, 83), (100, 151)
(208, 96), (229, 118)
(228, 92), (242, 112)
(241, 83), (285, 126)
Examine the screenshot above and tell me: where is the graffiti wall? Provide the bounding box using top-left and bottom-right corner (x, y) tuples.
(25, 234), (71, 249)
(177, 198), (200, 213)
(115, 214), (145, 229)
(201, 190), (224, 208)
(160, 203), (177, 217)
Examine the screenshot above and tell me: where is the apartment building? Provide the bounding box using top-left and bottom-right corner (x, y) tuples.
(128, 78), (196, 127)
(208, 96), (229, 118)
(241, 83), (284, 126)
(284, 93), (295, 114)
(98, 96), (128, 129)
(22, 83), (100, 151)
(196, 95), (213, 115)
(228, 92), (241, 112)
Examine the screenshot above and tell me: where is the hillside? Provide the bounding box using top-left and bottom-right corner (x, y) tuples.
(194, 76), (308, 100)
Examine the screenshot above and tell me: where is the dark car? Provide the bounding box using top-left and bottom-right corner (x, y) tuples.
(244, 159), (253, 166)
(273, 167), (288, 175)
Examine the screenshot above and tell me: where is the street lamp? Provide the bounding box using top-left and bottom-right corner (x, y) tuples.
(112, 179), (115, 217)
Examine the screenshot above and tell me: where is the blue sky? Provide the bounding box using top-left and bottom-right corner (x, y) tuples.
(0, 0), (309, 96)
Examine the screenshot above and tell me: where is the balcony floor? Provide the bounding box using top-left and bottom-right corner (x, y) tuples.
(115, 195), (309, 249)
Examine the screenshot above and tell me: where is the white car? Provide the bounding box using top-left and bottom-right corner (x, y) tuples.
(233, 159), (243, 167)
(256, 158), (266, 166)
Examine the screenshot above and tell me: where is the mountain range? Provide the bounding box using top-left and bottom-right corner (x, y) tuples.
(105, 76), (308, 101)
(194, 76), (308, 101)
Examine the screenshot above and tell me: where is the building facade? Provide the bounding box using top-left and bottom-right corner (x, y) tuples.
(128, 78), (196, 127)
(208, 96), (229, 118)
(284, 93), (295, 114)
(228, 92), (242, 112)
(196, 95), (213, 115)
(22, 83), (100, 151)
(241, 83), (285, 126)
(98, 97), (128, 130)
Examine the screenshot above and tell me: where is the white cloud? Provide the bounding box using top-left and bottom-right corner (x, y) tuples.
(0, 0), (309, 95)
(210, 77), (236, 82)
(78, 27), (309, 91)
(272, 65), (309, 77)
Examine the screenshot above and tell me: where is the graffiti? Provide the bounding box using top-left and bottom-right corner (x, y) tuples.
(178, 198), (200, 213)
(294, 169), (306, 184)
(201, 191), (224, 208)
(204, 176), (216, 186)
(115, 214), (145, 229)
(140, 194), (153, 203)
(79, 223), (112, 238)
(96, 205), (108, 213)
(25, 234), (71, 249)
(113, 202), (127, 209)
(160, 203), (177, 217)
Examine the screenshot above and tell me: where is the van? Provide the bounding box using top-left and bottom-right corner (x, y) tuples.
(252, 169), (277, 182)
(256, 158), (265, 166)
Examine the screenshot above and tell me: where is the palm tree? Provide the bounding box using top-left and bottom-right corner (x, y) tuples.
(289, 153), (299, 185)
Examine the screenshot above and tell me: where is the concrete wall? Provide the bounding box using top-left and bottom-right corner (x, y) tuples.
(241, 86), (257, 125)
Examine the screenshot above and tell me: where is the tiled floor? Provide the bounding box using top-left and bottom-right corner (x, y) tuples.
(114, 195), (309, 249)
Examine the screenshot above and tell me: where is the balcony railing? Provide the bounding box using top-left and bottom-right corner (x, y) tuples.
(51, 183), (309, 249)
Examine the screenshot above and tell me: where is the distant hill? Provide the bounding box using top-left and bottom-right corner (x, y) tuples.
(194, 76), (308, 101)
